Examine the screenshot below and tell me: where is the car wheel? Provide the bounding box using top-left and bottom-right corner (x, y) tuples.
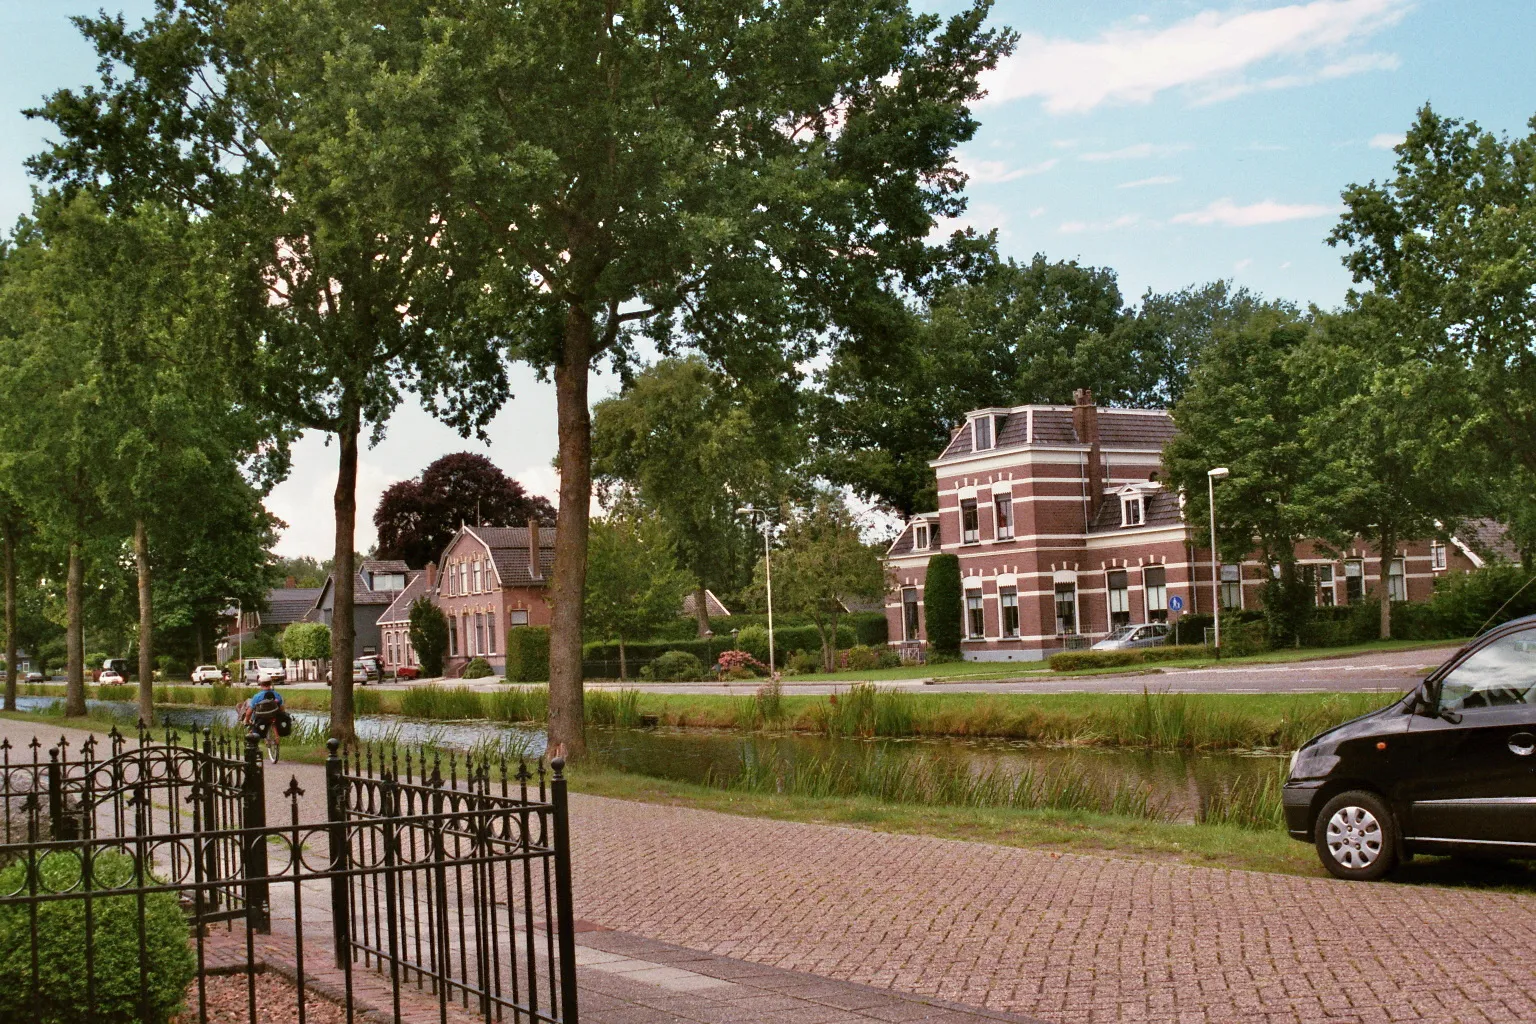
(1315, 790), (1399, 881)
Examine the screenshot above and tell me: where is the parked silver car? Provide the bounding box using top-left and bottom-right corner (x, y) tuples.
(1092, 622), (1171, 650)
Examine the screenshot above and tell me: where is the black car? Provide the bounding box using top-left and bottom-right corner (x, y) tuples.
(1284, 615), (1536, 880)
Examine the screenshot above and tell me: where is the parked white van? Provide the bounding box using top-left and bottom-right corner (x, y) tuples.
(243, 657), (286, 684)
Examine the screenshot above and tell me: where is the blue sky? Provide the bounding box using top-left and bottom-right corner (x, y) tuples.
(3, 0), (1533, 555)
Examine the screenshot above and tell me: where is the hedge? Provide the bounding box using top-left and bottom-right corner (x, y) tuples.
(506, 626), (550, 683)
(647, 611), (889, 645)
(923, 554), (962, 657)
(581, 624), (859, 678)
(1048, 644), (1209, 672)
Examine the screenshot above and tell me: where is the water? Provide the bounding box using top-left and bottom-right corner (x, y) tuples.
(14, 696), (1281, 821)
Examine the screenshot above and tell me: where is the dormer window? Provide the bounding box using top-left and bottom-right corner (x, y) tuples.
(972, 416), (992, 451)
(913, 524), (929, 550)
(1121, 496), (1144, 527)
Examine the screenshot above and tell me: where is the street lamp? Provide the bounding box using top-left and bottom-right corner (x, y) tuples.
(1207, 467), (1230, 653)
(736, 505), (777, 677)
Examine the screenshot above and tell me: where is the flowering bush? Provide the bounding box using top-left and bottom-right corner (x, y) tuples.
(715, 648), (768, 680)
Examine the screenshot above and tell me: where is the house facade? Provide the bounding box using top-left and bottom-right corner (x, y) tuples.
(311, 560), (412, 658)
(435, 523), (556, 676)
(885, 390), (1502, 662)
(376, 567), (432, 674)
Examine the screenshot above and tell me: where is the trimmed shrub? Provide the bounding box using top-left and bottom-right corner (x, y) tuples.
(280, 621), (330, 662)
(155, 655), (187, 679)
(461, 657), (493, 679)
(923, 554), (962, 657)
(641, 650), (705, 682)
(505, 627), (550, 683)
(409, 597), (449, 677)
(582, 626), (855, 678)
(0, 851), (196, 1023)
(736, 625), (770, 664)
(841, 645), (882, 671)
(1048, 644), (1209, 672)
(786, 650), (819, 675)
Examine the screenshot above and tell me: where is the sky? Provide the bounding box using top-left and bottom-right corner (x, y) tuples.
(2, 0), (1534, 557)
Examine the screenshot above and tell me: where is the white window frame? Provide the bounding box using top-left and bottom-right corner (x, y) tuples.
(913, 524), (928, 550)
(1219, 564), (1243, 610)
(1316, 564), (1336, 607)
(509, 609), (530, 627)
(1431, 541), (1447, 571)
(972, 416), (993, 452)
(1388, 557), (1407, 602)
(995, 496), (1014, 541)
(1000, 587), (1019, 638)
(961, 500), (979, 545)
(1054, 583), (1078, 636)
(1121, 497), (1144, 527)
(902, 588), (921, 641)
(487, 611), (497, 655)
(1143, 566), (1168, 622)
(965, 591), (985, 640)
(1107, 569), (1130, 628)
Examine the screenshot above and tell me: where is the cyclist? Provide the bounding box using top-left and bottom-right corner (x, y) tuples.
(244, 679), (289, 761)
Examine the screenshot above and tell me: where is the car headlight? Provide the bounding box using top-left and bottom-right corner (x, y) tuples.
(1287, 744), (1340, 780)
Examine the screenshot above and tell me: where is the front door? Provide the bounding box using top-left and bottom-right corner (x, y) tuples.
(1397, 625), (1536, 846)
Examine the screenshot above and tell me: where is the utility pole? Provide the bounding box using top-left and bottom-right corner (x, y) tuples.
(736, 505), (777, 677)
(1207, 467), (1230, 654)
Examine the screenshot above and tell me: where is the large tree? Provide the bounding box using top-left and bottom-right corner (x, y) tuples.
(375, 453), (555, 569)
(1331, 105), (1536, 480)
(584, 514), (692, 680)
(1162, 305), (1321, 644)
(320, 0), (1012, 753)
(592, 357), (801, 635)
(32, 2), (509, 743)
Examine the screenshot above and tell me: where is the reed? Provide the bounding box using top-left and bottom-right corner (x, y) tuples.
(399, 686), (485, 720)
(586, 688), (642, 727)
(488, 685), (549, 723)
(1197, 770), (1287, 831)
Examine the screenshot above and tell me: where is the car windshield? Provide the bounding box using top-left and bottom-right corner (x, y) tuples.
(256, 658), (282, 669)
(1104, 626), (1136, 641)
(196, 665), (217, 672)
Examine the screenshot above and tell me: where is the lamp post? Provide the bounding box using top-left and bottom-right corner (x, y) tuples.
(1207, 467), (1230, 654)
(736, 505), (776, 677)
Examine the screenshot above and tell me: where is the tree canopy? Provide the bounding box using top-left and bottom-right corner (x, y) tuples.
(375, 453), (555, 569)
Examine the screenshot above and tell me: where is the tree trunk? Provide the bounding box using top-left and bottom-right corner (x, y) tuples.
(1378, 526), (1397, 641)
(134, 519), (154, 725)
(829, 608), (842, 672)
(693, 583), (711, 637)
(618, 639), (627, 682)
(547, 306), (594, 758)
(329, 402), (360, 746)
(3, 520), (16, 712)
(65, 541), (86, 718)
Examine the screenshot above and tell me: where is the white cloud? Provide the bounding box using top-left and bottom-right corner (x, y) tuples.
(1079, 142), (1191, 162)
(955, 155), (1059, 183)
(1370, 131), (1406, 149)
(1199, 50), (1400, 103)
(1028, 206), (1047, 218)
(981, 0), (1411, 114)
(1235, 258), (1254, 270)
(1117, 175), (1182, 189)
(1059, 214), (1142, 234)
(1171, 197), (1340, 227)
(930, 202), (1011, 241)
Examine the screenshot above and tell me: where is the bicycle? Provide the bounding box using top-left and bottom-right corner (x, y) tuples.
(251, 708), (283, 763)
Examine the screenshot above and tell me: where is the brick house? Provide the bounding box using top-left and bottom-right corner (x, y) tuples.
(375, 567), (432, 674)
(885, 390), (1505, 662)
(310, 560), (411, 658)
(435, 522), (556, 676)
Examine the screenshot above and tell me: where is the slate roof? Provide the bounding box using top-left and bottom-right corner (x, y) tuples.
(361, 559), (409, 575)
(377, 571), (429, 626)
(886, 514), (941, 558)
(1459, 518), (1521, 563)
(263, 587), (323, 627)
(681, 590), (731, 617)
(936, 406), (1178, 462)
(1088, 489), (1182, 534)
(314, 571), (402, 609)
(465, 526), (557, 587)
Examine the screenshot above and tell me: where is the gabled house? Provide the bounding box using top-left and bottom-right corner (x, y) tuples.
(886, 389), (1494, 662)
(312, 559), (413, 658)
(436, 522), (556, 675)
(376, 566), (433, 674)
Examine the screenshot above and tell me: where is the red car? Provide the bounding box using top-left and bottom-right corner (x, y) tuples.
(395, 665), (421, 680)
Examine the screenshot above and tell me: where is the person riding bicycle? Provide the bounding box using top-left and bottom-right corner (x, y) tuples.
(245, 679), (286, 734)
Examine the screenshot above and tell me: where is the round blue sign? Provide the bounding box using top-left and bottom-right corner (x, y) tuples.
(1168, 595), (1185, 611)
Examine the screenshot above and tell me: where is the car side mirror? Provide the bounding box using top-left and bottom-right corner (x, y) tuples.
(1439, 707), (1463, 725)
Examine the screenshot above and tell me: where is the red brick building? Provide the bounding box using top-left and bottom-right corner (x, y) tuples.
(885, 391), (1502, 662)
(434, 523), (556, 676)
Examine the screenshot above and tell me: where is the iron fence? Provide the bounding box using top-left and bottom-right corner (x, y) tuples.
(0, 723), (579, 1024)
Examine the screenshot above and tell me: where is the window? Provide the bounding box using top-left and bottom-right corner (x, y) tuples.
(459, 561), (469, 596)
(995, 496), (1014, 540)
(386, 635), (395, 666)
(487, 612), (497, 654)
(1054, 583), (1078, 635)
(475, 613), (485, 655)
(1438, 627), (1536, 710)
(463, 614), (473, 655)
(447, 562), (457, 596)
(448, 615), (459, 656)
(1316, 565), (1336, 607)
(913, 524), (928, 550)
(472, 558), (482, 593)
(1107, 569), (1130, 628)
(1345, 560), (1364, 604)
(965, 592), (985, 639)
(973, 416), (992, 451)
(1144, 566), (1168, 623)
(1431, 542), (1447, 571)
(961, 500), (979, 544)
(509, 609), (529, 627)
(1121, 497), (1144, 527)
(902, 588), (921, 641)
(1000, 588), (1019, 638)
(1388, 557), (1407, 602)
(1219, 565), (1242, 610)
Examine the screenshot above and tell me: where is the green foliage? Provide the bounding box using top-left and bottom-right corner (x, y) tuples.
(641, 651), (706, 683)
(582, 626), (854, 678)
(585, 689), (643, 728)
(408, 597), (449, 678)
(400, 685), (484, 720)
(735, 625), (770, 664)
(1401, 564), (1536, 639)
(842, 645), (883, 671)
(922, 554), (962, 657)
(786, 651), (821, 675)
(1047, 645), (1210, 672)
(85, 652), (108, 670)
(505, 627), (550, 683)
(584, 514), (692, 657)
(155, 655), (187, 679)
(280, 621), (330, 662)
(461, 657), (493, 679)
(0, 851), (196, 1024)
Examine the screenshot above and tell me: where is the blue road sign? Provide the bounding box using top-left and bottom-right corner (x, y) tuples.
(1168, 595), (1185, 612)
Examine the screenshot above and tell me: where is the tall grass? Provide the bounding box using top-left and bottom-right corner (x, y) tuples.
(585, 689), (641, 727)
(400, 686), (485, 720)
(490, 686), (550, 723)
(1197, 770), (1287, 831)
(717, 750), (1163, 819)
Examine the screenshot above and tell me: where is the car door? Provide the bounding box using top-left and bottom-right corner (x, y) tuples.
(1396, 624), (1536, 846)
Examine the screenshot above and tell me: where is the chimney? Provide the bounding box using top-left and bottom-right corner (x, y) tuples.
(284, 576), (297, 589)
(425, 561), (437, 592)
(528, 520), (542, 580)
(1074, 389), (1105, 518)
